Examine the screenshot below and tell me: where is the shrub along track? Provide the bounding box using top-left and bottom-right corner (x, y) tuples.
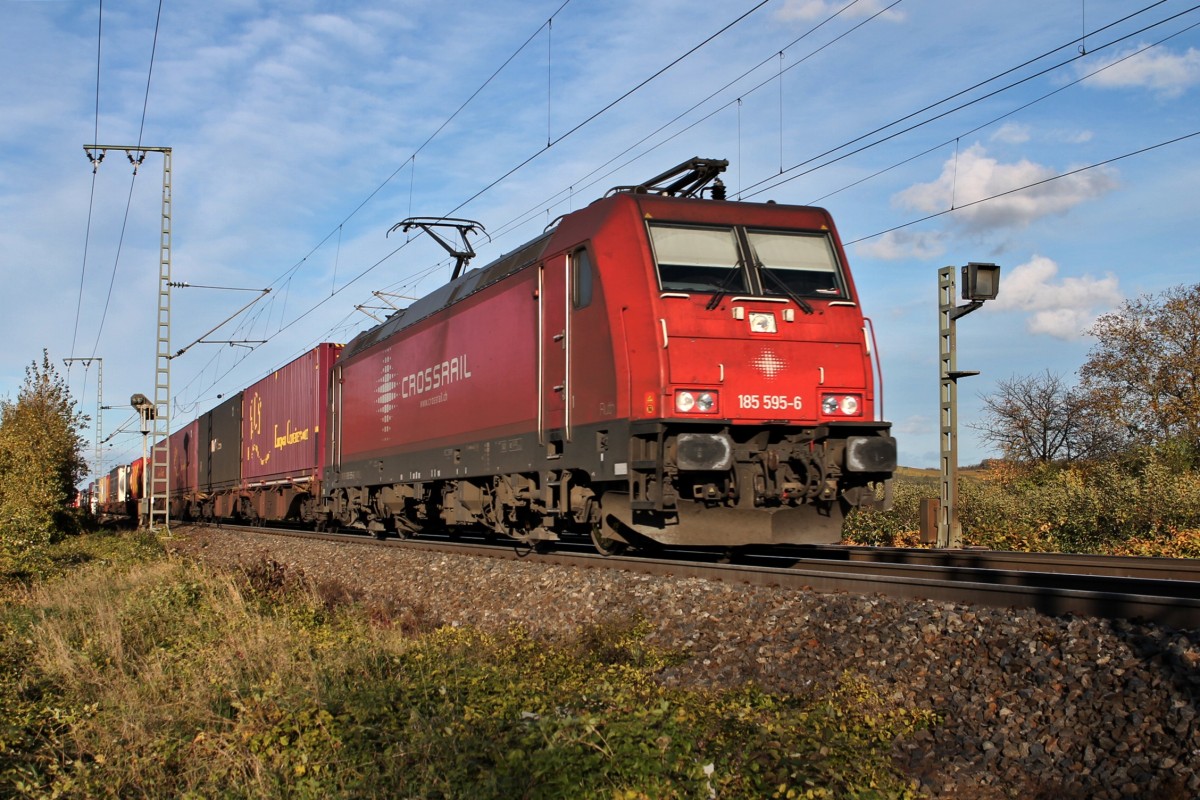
(168, 523), (1200, 799)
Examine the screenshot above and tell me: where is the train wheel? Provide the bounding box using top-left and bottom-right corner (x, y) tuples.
(589, 522), (628, 556)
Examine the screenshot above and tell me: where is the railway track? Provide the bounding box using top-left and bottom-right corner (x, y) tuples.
(196, 524), (1200, 629)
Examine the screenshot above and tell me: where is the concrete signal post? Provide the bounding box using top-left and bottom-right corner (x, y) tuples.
(938, 263), (1000, 548)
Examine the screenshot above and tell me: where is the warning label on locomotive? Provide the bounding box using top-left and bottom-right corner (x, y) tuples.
(401, 354), (472, 399)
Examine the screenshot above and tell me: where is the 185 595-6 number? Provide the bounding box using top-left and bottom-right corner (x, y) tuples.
(737, 394), (802, 411)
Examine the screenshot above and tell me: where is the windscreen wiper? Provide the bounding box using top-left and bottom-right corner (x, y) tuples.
(705, 262), (746, 310)
(759, 266), (814, 315)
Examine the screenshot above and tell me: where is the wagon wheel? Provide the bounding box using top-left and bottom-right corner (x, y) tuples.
(589, 521), (629, 556)
(391, 513), (419, 540)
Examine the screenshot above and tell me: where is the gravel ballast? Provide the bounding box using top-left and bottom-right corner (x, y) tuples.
(170, 526), (1200, 799)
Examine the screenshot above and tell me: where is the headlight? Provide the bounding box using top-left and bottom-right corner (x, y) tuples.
(675, 390), (718, 414)
(821, 394), (862, 416)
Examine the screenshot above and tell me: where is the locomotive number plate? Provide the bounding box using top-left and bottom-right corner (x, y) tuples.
(737, 394), (802, 411)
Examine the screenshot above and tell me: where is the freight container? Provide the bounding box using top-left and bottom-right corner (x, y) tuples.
(112, 464), (129, 504)
(100, 464), (131, 518)
(129, 457), (146, 502)
(169, 419), (199, 519)
(199, 392), (242, 491)
(243, 343), (340, 484)
(96, 474), (111, 508)
(239, 343), (341, 523)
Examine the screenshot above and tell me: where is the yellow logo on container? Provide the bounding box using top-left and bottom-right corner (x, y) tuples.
(274, 421), (311, 450)
(248, 393), (263, 436)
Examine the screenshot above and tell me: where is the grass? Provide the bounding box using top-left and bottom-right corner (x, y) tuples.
(1, 530), (931, 799)
(16, 452), (1193, 797)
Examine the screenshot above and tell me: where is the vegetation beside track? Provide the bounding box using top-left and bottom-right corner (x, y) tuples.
(1, 528), (931, 799)
(844, 447), (1200, 558)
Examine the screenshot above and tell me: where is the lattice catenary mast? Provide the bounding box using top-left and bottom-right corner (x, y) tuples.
(84, 144), (172, 531)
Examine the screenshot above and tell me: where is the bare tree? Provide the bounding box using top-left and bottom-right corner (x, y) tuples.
(1080, 284), (1200, 447)
(971, 370), (1095, 463)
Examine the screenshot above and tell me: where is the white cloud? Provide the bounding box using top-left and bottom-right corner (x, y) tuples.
(776, 0), (905, 23)
(302, 14), (381, 51)
(987, 255), (1121, 339)
(1058, 129), (1093, 145)
(894, 144), (1118, 232)
(855, 229), (947, 261)
(990, 123), (1030, 144)
(1081, 43), (1200, 99)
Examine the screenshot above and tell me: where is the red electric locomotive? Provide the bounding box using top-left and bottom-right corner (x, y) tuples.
(322, 159), (895, 551)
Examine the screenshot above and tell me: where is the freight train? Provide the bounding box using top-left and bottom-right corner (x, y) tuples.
(92, 159), (896, 552)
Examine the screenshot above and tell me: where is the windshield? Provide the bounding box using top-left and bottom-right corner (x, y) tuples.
(649, 225), (745, 293)
(648, 222), (848, 300)
(748, 230), (845, 298)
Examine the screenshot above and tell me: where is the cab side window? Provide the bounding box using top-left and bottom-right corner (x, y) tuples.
(572, 246), (594, 309)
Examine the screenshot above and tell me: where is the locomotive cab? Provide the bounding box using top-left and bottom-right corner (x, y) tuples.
(584, 185), (895, 547)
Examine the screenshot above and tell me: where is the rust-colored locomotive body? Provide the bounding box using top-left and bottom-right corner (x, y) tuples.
(324, 165), (894, 549)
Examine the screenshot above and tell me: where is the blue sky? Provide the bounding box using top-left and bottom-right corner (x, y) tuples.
(2, 0), (1198, 476)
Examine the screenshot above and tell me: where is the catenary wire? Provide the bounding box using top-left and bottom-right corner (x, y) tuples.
(740, 1), (1189, 199)
(220, 0), (1185, 383)
(485, 0), (901, 243)
(808, 20), (1200, 206)
(69, 0), (104, 365)
(267, 0), (572, 295)
(302, 3), (1195, 365)
(173, 0), (773, 409)
(172, 1), (1192, 419)
(844, 130), (1200, 246)
(84, 0), (166, 364)
(439, 0), (774, 220)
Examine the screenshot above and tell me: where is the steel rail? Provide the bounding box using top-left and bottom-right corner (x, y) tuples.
(756, 544), (1200, 582)
(198, 525), (1200, 629)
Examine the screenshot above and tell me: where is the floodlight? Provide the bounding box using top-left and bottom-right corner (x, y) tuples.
(961, 262), (1001, 301)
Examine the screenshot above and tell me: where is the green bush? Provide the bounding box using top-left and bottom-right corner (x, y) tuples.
(844, 445), (1200, 555)
(840, 478), (928, 547)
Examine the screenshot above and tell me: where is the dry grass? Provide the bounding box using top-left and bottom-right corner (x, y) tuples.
(10, 554), (382, 796)
(2, 535), (929, 799)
